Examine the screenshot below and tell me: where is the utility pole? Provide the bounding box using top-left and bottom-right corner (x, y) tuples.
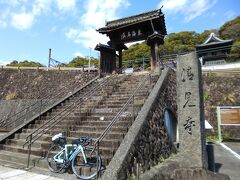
(48, 48), (51, 68)
(88, 46), (91, 72)
(142, 56), (145, 71)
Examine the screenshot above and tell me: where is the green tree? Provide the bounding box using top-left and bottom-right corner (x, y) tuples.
(219, 16), (240, 41)
(228, 40), (240, 62)
(67, 56), (99, 68)
(7, 60), (43, 67)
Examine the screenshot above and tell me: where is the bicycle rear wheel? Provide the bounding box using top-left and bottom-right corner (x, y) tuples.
(46, 144), (65, 173)
(72, 147), (102, 180)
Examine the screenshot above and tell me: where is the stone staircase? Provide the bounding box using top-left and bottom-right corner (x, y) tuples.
(0, 73), (158, 176)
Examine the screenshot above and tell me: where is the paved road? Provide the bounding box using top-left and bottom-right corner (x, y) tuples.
(214, 142), (240, 180)
(0, 166), (62, 180)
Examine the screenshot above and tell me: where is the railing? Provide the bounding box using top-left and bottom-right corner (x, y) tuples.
(22, 72), (125, 168)
(0, 74), (99, 130)
(92, 72), (153, 178)
(0, 65), (98, 71)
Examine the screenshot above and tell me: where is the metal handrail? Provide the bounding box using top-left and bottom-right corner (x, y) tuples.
(22, 69), (128, 168)
(22, 74), (117, 147)
(92, 72), (153, 179)
(93, 71), (156, 179)
(93, 72), (152, 147)
(0, 73), (99, 129)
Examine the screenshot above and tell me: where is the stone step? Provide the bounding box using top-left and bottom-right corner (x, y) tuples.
(0, 148), (112, 170)
(2, 138), (119, 160)
(100, 99), (145, 105)
(66, 96), (132, 103)
(0, 144), (45, 157)
(69, 130), (126, 140)
(38, 112), (134, 124)
(108, 92), (148, 97)
(0, 150), (46, 168)
(54, 104), (142, 114)
(6, 138), (51, 149)
(33, 115), (132, 124)
(73, 112), (131, 117)
(69, 104), (142, 111)
(6, 136), (121, 150)
(15, 130), (125, 143)
(23, 125), (128, 135)
(29, 120), (132, 129)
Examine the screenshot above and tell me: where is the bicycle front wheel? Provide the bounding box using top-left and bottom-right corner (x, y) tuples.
(72, 147), (102, 180)
(46, 144), (65, 173)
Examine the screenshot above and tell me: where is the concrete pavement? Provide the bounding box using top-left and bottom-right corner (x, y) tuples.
(0, 166), (63, 180)
(214, 142), (240, 180)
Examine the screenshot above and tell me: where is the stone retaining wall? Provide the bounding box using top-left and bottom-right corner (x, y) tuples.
(203, 75), (240, 139)
(0, 69), (98, 130)
(0, 69), (97, 100)
(0, 99), (57, 130)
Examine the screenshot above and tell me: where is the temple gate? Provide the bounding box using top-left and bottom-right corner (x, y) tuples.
(96, 8), (167, 73)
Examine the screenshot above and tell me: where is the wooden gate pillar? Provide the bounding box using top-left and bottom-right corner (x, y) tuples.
(118, 49), (122, 70)
(147, 32), (164, 71)
(95, 43), (116, 74)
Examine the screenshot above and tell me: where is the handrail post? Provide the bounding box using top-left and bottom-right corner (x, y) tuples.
(39, 99), (42, 119)
(96, 141), (100, 180)
(149, 74), (151, 92)
(79, 102), (81, 126)
(132, 95), (135, 123)
(26, 134), (32, 169)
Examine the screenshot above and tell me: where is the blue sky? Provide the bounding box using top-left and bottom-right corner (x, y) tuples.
(0, 0), (239, 66)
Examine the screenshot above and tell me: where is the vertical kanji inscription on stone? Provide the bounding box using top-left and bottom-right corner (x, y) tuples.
(177, 52), (207, 168)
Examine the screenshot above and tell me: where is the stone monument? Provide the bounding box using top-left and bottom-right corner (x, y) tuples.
(177, 52), (208, 168)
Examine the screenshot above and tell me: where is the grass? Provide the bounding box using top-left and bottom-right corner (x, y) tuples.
(207, 135), (218, 142)
(204, 93), (210, 101)
(5, 92), (17, 100)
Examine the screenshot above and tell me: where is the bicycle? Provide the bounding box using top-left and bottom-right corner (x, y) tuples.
(46, 133), (102, 179)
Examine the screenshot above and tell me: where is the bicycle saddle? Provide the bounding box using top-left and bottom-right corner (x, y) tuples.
(72, 136), (92, 146)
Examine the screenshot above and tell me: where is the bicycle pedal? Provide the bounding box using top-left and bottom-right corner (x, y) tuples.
(100, 165), (106, 171)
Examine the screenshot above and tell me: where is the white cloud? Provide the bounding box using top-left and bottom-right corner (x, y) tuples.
(11, 12), (35, 30)
(0, 0), (76, 31)
(32, 0), (52, 16)
(66, 27), (109, 48)
(159, 0), (218, 22)
(74, 52), (83, 57)
(0, 9), (10, 28)
(50, 26), (57, 32)
(5, 0), (51, 30)
(66, 0), (130, 48)
(56, 0), (76, 11)
(0, 0), (28, 7)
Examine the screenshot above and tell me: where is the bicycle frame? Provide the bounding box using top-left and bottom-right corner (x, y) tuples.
(53, 144), (87, 164)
